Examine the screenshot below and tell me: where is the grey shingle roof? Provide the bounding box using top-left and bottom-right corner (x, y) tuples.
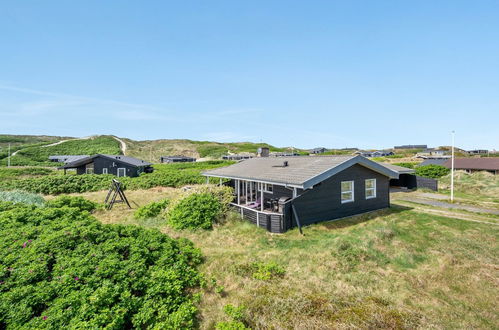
(49, 155), (89, 163)
(59, 154), (152, 169)
(379, 163), (415, 174)
(419, 159), (448, 166)
(203, 155), (399, 189)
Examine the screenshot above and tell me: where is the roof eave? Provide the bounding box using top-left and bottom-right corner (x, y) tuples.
(202, 172), (304, 188)
(301, 155), (399, 189)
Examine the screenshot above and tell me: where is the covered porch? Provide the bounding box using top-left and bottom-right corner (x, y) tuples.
(208, 177), (295, 233)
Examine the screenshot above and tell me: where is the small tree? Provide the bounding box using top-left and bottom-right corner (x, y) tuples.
(415, 165), (450, 179)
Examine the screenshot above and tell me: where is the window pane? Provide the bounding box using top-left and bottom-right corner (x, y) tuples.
(366, 189), (375, 198)
(365, 179), (375, 189)
(341, 181), (352, 191)
(341, 192), (352, 201)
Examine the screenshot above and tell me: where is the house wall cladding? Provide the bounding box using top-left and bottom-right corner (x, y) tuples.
(289, 164), (390, 228)
(75, 157), (142, 177)
(93, 157), (140, 177)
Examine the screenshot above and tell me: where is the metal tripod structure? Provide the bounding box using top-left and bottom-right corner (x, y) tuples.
(104, 179), (131, 210)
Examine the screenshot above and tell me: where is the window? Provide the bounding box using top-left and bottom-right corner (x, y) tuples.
(258, 183), (273, 193)
(117, 168), (126, 177)
(102, 168), (108, 174)
(341, 181), (354, 203)
(85, 168), (94, 174)
(365, 179), (376, 199)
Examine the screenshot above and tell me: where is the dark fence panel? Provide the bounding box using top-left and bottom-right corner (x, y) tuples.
(390, 174), (438, 191)
(415, 175), (438, 191)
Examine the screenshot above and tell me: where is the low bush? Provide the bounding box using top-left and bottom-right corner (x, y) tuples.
(46, 195), (99, 212)
(392, 162), (418, 169)
(415, 165), (450, 179)
(167, 193), (222, 230)
(215, 304), (249, 330)
(215, 321), (248, 330)
(0, 174), (113, 195)
(134, 199), (170, 219)
(0, 190), (45, 206)
(234, 261), (286, 281)
(0, 201), (203, 328)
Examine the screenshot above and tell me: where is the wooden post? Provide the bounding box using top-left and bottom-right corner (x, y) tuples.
(237, 180), (240, 205)
(244, 181), (247, 204)
(293, 187), (297, 198)
(219, 178), (222, 186)
(292, 204), (303, 235)
(206, 177), (209, 184)
(260, 183), (264, 211)
(257, 211), (260, 227)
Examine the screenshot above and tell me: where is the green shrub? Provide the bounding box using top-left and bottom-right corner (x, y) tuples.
(0, 202), (203, 328)
(415, 165), (450, 179)
(215, 304), (249, 329)
(223, 304), (247, 322)
(392, 162), (417, 169)
(234, 261), (286, 280)
(167, 193), (222, 230)
(0, 190), (45, 206)
(134, 199), (170, 219)
(215, 321), (248, 329)
(46, 195), (99, 212)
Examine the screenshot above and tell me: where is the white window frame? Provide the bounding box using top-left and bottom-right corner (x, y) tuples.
(365, 179), (376, 199)
(341, 181), (354, 203)
(117, 168), (126, 177)
(258, 183), (273, 193)
(85, 168), (94, 174)
(102, 168), (108, 175)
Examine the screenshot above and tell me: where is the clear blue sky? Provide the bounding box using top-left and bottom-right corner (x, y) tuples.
(1, 1), (498, 150)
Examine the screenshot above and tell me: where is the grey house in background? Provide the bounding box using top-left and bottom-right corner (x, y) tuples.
(394, 144), (427, 149)
(222, 154), (254, 161)
(59, 154), (153, 177)
(49, 155), (89, 164)
(308, 147), (328, 154)
(203, 155), (398, 233)
(160, 156), (196, 163)
(355, 150), (394, 157)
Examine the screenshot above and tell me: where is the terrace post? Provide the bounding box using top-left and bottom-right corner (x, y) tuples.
(260, 183), (264, 211)
(237, 180), (240, 204)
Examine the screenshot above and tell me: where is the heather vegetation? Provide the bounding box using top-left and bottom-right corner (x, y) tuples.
(0, 161), (233, 195)
(6, 136), (121, 166)
(414, 164), (450, 178)
(0, 199), (203, 329)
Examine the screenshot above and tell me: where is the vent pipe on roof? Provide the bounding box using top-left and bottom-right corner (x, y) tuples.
(283, 161), (288, 167)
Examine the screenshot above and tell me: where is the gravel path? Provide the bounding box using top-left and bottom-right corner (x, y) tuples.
(393, 195), (499, 215)
(112, 136), (127, 155)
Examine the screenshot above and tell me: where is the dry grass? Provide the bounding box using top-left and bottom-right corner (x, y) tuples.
(69, 186), (499, 329)
(439, 171), (499, 203)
